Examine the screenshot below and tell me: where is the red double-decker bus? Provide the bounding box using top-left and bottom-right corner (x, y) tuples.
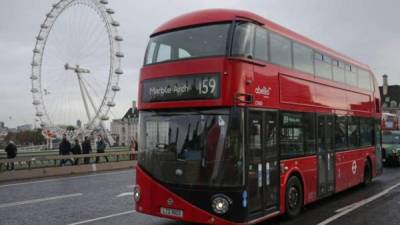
(134, 9), (383, 225)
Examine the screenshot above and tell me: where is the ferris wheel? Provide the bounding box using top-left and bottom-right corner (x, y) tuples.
(30, 0), (123, 139)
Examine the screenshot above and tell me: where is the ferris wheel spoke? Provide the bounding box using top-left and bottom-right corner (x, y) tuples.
(83, 17), (110, 51)
(82, 80), (99, 115)
(83, 72), (108, 90)
(78, 32), (108, 60)
(47, 34), (71, 62)
(77, 7), (96, 57)
(81, 76), (104, 104)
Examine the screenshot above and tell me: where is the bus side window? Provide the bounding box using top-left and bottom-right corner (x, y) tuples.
(280, 112), (304, 157)
(345, 64), (358, 87)
(332, 60), (345, 83)
(360, 118), (373, 147)
(304, 113), (316, 154)
(348, 117), (360, 148)
(270, 32), (292, 68)
(293, 42), (314, 75)
(315, 53), (333, 80)
(358, 69), (372, 90)
(254, 26), (268, 62)
(335, 116), (348, 151)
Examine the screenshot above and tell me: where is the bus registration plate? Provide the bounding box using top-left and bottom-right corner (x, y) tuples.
(160, 207), (184, 218)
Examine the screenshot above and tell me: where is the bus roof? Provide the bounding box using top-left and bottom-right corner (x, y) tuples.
(152, 9), (370, 70)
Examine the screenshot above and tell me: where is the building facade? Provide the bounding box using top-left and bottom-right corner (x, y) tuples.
(380, 75), (400, 117)
(110, 102), (139, 146)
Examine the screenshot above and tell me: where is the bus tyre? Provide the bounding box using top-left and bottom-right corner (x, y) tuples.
(285, 176), (303, 219)
(363, 160), (372, 186)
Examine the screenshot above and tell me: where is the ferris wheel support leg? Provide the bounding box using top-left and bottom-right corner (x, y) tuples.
(100, 122), (115, 147)
(80, 79), (115, 146)
(77, 73), (92, 121)
(80, 78), (98, 114)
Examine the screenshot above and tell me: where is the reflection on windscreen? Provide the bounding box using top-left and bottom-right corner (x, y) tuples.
(139, 109), (243, 187)
(383, 133), (400, 144)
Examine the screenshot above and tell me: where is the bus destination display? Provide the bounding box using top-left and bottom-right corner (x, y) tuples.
(142, 74), (220, 102)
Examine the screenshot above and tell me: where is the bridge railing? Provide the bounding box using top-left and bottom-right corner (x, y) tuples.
(0, 151), (137, 172)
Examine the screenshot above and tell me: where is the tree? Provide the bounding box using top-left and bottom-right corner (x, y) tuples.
(3, 129), (45, 146)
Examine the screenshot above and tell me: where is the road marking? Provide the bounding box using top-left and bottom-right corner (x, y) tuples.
(127, 185), (135, 188)
(0, 170), (133, 189)
(68, 210), (136, 225)
(0, 193), (82, 209)
(334, 201), (359, 213)
(117, 192), (133, 198)
(317, 181), (400, 225)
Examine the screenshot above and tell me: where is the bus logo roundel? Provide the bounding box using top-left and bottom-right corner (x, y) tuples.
(352, 160), (357, 175)
(167, 198), (174, 206)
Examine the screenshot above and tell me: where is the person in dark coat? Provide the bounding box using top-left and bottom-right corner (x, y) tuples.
(71, 139), (82, 165)
(82, 136), (92, 164)
(96, 136), (109, 163)
(5, 141), (17, 170)
(129, 137), (138, 160)
(59, 135), (72, 166)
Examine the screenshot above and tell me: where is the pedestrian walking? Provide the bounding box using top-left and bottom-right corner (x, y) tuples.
(96, 136), (109, 163)
(129, 137), (138, 160)
(59, 135), (72, 166)
(5, 140), (17, 170)
(82, 136), (92, 164)
(71, 139), (82, 165)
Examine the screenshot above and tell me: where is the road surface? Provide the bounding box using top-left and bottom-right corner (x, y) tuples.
(1, 167), (400, 225)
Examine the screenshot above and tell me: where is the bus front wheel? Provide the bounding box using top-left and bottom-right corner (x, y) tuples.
(285, 175), (303, 219)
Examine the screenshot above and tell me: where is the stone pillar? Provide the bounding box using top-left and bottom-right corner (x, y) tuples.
(383, 74), (388, 96)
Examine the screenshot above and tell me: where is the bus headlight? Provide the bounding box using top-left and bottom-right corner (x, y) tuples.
(211, 195), (231, 215)
(133, 185), (141, 202)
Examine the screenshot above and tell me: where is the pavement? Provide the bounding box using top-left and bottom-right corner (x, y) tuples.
(1, 167), (400, 225)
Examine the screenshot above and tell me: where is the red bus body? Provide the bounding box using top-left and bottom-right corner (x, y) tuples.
(135, 9), (382, 224)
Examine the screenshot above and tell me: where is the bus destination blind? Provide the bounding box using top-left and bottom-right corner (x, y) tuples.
(142, 74), (220, 102)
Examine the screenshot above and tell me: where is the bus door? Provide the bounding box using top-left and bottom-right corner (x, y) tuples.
(247, 110), (280, 214)
(317, 114), (335, 198)
(263, 111), (280, 212)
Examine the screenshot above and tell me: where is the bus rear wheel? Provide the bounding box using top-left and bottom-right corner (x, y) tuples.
(285, 176), (303, 219)
(363, 160), (372, 186)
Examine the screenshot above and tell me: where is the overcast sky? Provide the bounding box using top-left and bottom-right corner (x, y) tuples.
(1, 0), (399, 128)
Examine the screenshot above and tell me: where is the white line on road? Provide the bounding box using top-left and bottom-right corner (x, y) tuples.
(0, 193), (83, 209)
(0, 170), (133, 189)
(317, 181), (400, 225)
(117, 192), (133, 198)
(68, 210), (136, 225)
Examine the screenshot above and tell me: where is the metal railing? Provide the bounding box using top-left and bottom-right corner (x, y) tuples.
(0, 151), (137, 172)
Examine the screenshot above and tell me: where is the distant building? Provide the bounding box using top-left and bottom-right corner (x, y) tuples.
(17, 124), (33, 132)
(110, 101), (139, 146)
(0, 121), (4, 129)
(379, 74), (400, 117)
